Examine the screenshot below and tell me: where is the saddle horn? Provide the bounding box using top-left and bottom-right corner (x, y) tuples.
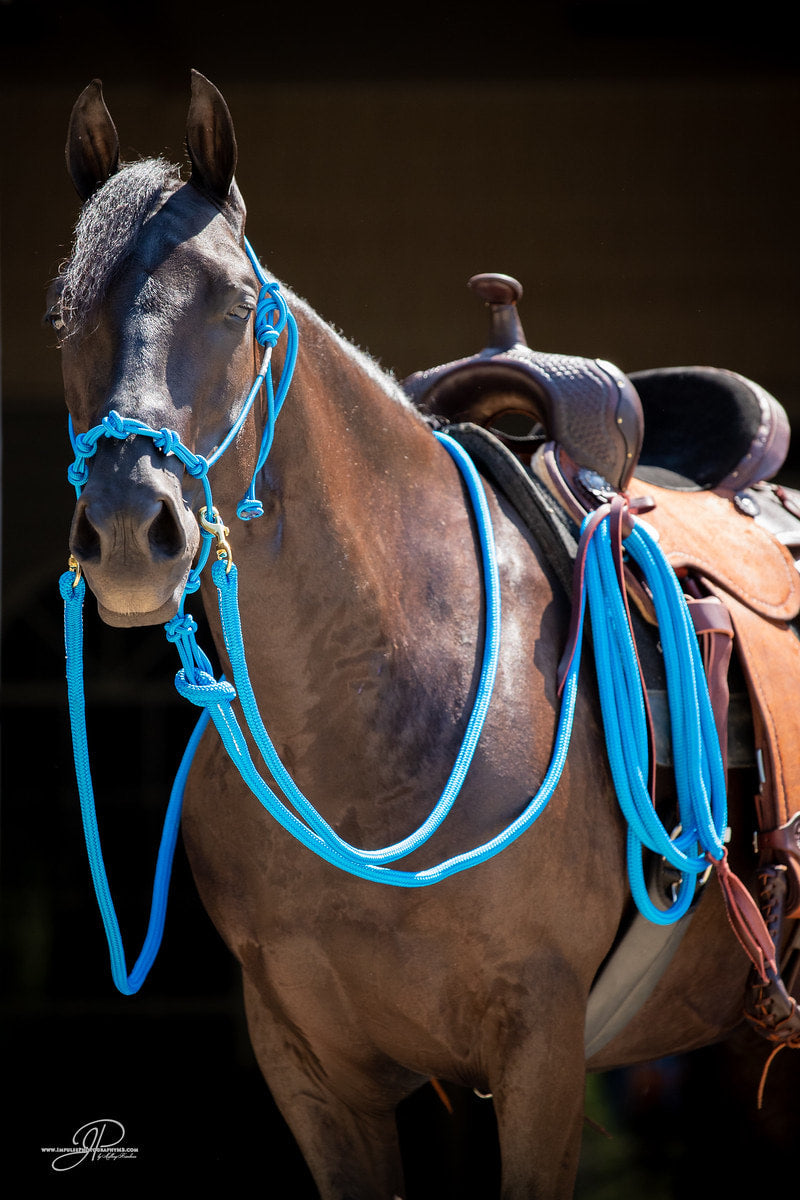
(403, 272), (643, 490)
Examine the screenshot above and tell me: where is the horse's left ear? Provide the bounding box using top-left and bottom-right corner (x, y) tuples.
(186, 70), (239, 209)
(66, 79), (121, 202)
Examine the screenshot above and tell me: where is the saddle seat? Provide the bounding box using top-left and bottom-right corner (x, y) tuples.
(403, 273), (800, 1052)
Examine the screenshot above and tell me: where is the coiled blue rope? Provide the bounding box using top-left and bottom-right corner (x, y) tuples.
(583, 516), (727, 925)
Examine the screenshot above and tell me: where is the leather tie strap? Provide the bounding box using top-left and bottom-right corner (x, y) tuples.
(685, 594), (734, 779)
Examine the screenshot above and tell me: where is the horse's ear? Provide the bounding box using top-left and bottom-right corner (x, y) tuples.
(186, 69), (238, 207)
(66, 79), (121, 202)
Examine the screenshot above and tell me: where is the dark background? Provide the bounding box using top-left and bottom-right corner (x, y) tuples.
(2, 2), (799, 1194)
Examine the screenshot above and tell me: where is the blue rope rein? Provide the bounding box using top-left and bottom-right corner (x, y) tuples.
(60, 240), (773, 994)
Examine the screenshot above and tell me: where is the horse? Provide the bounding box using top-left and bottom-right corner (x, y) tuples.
(50, 71), (798, 1198)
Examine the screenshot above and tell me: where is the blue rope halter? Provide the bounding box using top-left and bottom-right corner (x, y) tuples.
(59, 239), (738, 995)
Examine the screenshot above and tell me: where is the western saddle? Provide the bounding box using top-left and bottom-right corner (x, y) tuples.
(402, 273), (800, 1055)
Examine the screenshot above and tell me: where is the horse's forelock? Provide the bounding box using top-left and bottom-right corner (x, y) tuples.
(59, 157), (183, 333)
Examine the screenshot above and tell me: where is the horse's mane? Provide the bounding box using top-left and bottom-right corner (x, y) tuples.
(59, 157), (183, 333)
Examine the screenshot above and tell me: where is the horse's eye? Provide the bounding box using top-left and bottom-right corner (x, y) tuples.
(228, 303), (253, 322)
(46, 304), (66, 332)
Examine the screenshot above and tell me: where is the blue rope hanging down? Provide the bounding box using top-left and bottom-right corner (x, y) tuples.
(59, 568), (210, 994)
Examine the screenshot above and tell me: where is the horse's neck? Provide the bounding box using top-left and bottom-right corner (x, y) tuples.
(260, 299), (443, 593)
(200, 303), (484, 806)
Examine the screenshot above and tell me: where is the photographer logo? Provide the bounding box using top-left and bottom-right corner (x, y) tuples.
(41, 1119), (138, 1170)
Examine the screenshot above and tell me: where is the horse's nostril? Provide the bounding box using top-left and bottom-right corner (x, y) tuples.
(71, 504), (102, 563)
(148, 501), (186, 559)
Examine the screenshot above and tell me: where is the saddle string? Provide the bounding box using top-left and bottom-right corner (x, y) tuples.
(60, 243), (771, 991)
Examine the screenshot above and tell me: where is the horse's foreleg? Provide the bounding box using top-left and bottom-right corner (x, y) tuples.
(241, 976), (407, 1200)
(491, 1013), (587, 1199)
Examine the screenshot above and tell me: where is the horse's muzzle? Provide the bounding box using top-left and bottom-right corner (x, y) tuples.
(69, 460), (200, 627)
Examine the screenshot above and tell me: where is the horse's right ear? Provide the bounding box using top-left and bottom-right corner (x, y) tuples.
(66, 79), (121, 202)
(186, 69), (238, 207)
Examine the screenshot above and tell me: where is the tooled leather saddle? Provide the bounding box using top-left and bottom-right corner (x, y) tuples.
(402, 273), (800, 1054)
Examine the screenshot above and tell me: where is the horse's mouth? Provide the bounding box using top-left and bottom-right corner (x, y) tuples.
(96, 594), (184, 628)
(82, 566), (192, 628)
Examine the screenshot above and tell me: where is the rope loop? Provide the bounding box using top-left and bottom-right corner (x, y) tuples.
(254, 282), (287, 347)
(59, 568), (85, 603)
(236, 497), (264, 521)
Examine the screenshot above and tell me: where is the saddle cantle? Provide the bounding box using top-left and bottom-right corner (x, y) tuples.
(403, 273), (800, 1053)
(632, 365), (791, 496)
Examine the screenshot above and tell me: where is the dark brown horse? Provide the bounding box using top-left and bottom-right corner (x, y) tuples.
(51, 71), (796, 1198)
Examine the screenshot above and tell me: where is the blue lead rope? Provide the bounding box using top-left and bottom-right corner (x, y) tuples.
(59, 568), (211, 994)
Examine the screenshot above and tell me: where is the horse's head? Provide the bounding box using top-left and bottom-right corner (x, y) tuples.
(52, 72), (261, 626)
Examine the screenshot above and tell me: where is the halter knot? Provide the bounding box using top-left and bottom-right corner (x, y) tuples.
(73, 429), (100, 458)
(182, 573), (202, 595)
(164, 613), (198, 643)
(154, 427), (182, 457)
(186, 454), (210, 479)
(67, 461), (90, 488)
(173, 668), (236, 708)
(102, 410), (128, 438)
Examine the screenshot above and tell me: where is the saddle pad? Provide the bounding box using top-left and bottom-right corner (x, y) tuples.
(629, 480), (800, 621)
